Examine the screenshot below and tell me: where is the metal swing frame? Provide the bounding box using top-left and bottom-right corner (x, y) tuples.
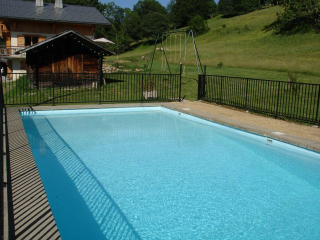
(144, 30), (204, 75)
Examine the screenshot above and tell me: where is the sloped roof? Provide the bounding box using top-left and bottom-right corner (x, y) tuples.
(0, 0), (110, 26)
(16, 30), (115, 56)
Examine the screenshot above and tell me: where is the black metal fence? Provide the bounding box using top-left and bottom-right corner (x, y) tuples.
(1, 72), (181, 106)
(1, 74), (5, 239)
(0, 75), (4, 239)
(198, 75), (320, 125)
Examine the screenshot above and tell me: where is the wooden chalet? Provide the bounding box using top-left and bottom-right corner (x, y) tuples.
(16, 30), (114, 74)
(0, 0), (111, 78)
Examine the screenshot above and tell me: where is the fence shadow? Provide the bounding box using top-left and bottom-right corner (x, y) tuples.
(22, 112), (142, 240)
(5, 108), (60, 239)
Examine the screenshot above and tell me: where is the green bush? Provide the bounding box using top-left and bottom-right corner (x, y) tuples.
(287, 72), (300, 93)
(187, 15), (210, 36)
(217, 62), (224, 68)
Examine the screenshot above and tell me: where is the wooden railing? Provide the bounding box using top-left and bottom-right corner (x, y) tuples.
(0, 47), (25, 56)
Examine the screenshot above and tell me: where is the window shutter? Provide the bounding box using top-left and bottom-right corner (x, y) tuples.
(17, 36), (25, 47)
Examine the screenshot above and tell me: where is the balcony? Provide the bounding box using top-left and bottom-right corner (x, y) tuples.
(0, 46), (26, 58)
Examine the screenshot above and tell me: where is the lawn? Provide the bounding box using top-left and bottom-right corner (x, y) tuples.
(105, 6), (320, 100)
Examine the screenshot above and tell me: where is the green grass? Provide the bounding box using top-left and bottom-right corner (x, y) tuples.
(106, 6), (320, 101)
(3, 74), (181, 105)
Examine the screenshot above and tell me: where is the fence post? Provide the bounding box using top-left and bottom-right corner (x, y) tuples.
(179, 64), (182, 102)
(204, 66), (207, 99)
(316, 85), (320, 126)
(33, 65), (39, 90)
(141, 74), (144, 102)
(275, 81), (281, 118)
(219, 77), (223, 104)
(52, 73), (55, 106)
(245, 78), (249, 110)
(0, 77), (3, 240)
(197, 65), (206, 101)
(99, 73), (102, 104)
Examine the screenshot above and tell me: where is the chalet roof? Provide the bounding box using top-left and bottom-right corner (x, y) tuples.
(0, 0), (110, 26)
(16, 30), (115, 56)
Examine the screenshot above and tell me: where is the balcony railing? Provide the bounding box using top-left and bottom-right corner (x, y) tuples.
(0, 46), (26, 56)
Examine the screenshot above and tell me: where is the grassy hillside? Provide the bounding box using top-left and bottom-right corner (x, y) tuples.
(106, 6), (320, 99)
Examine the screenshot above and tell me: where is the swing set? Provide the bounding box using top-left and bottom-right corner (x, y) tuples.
(144, 30), (204, 76)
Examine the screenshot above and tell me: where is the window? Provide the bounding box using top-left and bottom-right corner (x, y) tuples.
(24, 36), (39, 46)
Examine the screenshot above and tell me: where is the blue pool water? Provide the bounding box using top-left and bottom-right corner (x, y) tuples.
(21, 107), (320, 240)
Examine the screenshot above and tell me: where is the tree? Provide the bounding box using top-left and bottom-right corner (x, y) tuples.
(102, 3), (140, 53)
(133, 0), (169, 40)
(218, 0), (234, 15)
(208, 1), (218, 18)
(133, 0), (167, 17)
(238, 0), (260, 14)
(172, 0), (217, 27)
(141, 12), (170, 39)
(276, 0), (320, 33)
(218, 0), (260, 16)
(167, 0), (176, 14)
(167, 0), (177, 26)
(122, 9), (142, 41)
(187, 15), (210, 35)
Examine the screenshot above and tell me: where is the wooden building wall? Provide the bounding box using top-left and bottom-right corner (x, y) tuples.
(0, 20), (94, 40)
(28, 42), (100, 74)
(35, 54), (98, 73)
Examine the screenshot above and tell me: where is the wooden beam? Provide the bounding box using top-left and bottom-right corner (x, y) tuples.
(99, 55), (103, 85)
(91, 26), (96, 35)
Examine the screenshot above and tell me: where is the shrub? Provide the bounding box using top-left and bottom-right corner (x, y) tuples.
(217, 62), (224, 68)
(187, 15), (210, 36)
(244, 24), (250, 30)
(287, 72), (300, 93)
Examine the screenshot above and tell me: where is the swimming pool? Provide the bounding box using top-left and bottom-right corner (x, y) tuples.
(21, 107), (320, 239)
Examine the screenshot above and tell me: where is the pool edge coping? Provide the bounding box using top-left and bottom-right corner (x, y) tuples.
(28, 102), (320, 153)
